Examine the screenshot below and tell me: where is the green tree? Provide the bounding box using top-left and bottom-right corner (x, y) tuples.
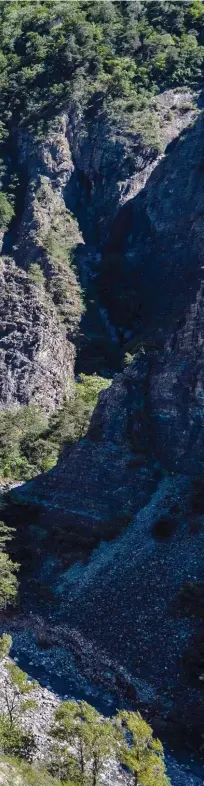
(0, 714), (35, 761)
(51, 700), (119, 786)
(0, 655), (38, 761)
(2, 661), (38, 727)
(3, 755), (77, 785)
(48, 374), (111, 447)
(0, 192), (14, 231)
(0, 523), (19, 609)
(117, 710), (170, 786)
(0, 377), (111, 482)
(0, 633), (12, 659)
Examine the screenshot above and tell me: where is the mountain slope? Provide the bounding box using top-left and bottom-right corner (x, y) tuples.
(9, 99), (204, 748)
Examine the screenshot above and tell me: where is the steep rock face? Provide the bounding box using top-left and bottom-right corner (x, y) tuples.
(17, 103), (204, 503)
(104, 105), (204, 339)
(11, 95), (204, 727)
(150, 282), (204, 474)
(66, 87), (199, 244)
(0, 118), (84, 411)
(0, 88), (199, 410)
(17, 115), (83, 340)
(0, 258), (74, 411)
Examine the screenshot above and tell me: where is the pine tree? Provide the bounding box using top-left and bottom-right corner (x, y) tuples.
(116, 710), (170, 786)
(0, 522), (19, 609)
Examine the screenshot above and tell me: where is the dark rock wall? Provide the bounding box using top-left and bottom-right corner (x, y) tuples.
(0, 258), (74, 411)
(0, 87), (200, 410)
(10, 89), (204, 726)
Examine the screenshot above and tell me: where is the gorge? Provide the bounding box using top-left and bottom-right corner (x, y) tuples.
(0, 2), (204, 785)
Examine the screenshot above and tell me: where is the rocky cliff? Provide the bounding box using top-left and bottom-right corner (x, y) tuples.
(7, 89), (204, 746)
(0, 257), (75, 412)
(0, 88), (199, 409)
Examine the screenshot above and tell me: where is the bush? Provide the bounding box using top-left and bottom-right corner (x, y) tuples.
(50, 700), (119, 786)
(0, 754), (77, 785)
(50, 700), (170, 786)
(28, 264), (45, 287)
(117, 710), (170, 786)
(0, 2), (202, 147)
(0, 192), (14, 231)
(0, 377), (111, 482)
(0, 523), (19, 609)
(0, 633), (12, 659)
(0, 715), (35, 761)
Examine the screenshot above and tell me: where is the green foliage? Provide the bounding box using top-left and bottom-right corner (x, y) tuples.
(0, 523), (19, 608)
(0, 192), (14, 231)
(0, 405), (52, 481)
(2, 757), (64, 786)
(2, 659), (38, 727)
(0, 692), (169, 786)
(0, 376), (111, 482)
(0, 715), (35, 761)
(117, 710), (170, 786)
(0, 552), (19, 608)
(28, 263), (45, 287)
(0, 753), (76, 786)
(54, 373), (111, 445)
(50, 701), (170, 786)
(0, 633), (12, 659)
(0, 1), (202, 153)
(0, 651), (38, 763)
(51, 700), (119, 786)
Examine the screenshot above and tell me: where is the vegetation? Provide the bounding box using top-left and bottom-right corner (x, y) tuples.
(0, 716), (35, 762)
(50, 700), (119, 785)
(0, 660), (38, 728)
(0, 642), (170, 785)
(0, 632), (12, 659)
(0, 192), (14, 231)
(49, 700), (169, 786)
(0, 523), (19, 608)
(117, 710), (170, 786)
(0, 375), (111, 482)
(0, 1), (203, 218)
(0, 1), (203, 131)
(0, 755), (67, 786)
(28, 263), (45, 287)
(0, 634), (37, 761)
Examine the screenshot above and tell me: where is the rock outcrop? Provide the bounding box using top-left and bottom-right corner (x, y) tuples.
(17, 115), (84, 340)
(0, 258), (74, 411)
(9, 92), (204, 737)
(0, 87), (200, 409)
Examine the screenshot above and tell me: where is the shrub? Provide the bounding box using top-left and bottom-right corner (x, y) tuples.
(0, 193), (14, 231)
(1, 660), (38, 727)
(0, 633), (12, 659)
(0, 650), (38, 764)
(50, 700), (119, 786)
(116, 710), (170, 786)
(50, 701), (170, 786)
(28, 264), (45, 287)
(0, 715), (35, 761)
(0, 377), (111, 482)
(0, 523), (19, 609)
(1, 756), (68, 785)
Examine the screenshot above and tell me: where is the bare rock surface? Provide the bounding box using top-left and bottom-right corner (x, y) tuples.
(0, 258), (74, 411)
(11, 95), (204, 742)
